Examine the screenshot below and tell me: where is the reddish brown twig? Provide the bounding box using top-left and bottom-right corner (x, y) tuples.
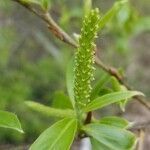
(12, 0), (77, 48)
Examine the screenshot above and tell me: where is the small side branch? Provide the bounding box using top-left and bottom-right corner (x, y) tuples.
(130, 121), (150, 131)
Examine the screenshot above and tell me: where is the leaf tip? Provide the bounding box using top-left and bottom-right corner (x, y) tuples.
(18, 128), (24, 134)
(133, 91), (145, 97)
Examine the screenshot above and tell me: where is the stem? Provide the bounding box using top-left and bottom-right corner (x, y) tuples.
(84, 112), (92, 124)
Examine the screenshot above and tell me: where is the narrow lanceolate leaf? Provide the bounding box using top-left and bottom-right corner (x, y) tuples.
(66, 58), (75, 107)
(111, 77), (129, 111)
(52, 91), (73, 109)
(84, 91), (143, 112)
(74, 8), (100, 107)
(99, 0), (128, 31)
(91, 73), (110, 100)
(30, 118), (77, 150)
(25, 101), (75, 118)
(111, 77), (122, 91)
(99, 116), (129, 129)
(0, 110), (23, 133)
(91, 138), (109, 150)
(83, 123), (136, 150)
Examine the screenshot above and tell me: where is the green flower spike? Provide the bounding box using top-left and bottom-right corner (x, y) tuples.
(74, 8), (100, 107)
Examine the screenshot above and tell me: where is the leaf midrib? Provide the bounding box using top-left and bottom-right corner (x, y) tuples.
(85, 91), (143, 111)
(85, 125), (134, 150)
(49, 120), (74, 150)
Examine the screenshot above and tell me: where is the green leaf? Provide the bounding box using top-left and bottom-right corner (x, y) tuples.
(52, 91), (73, 109)
(41, 0), (51, 11)
(99, 116), (129, 129)
(99, 88), (113, 96)
(119, 86), (129, 111)
(91, 73), (110, 100)
(111, 77), (128, 111)
(111, 77), (121, 91)
(25, 101), (75, 118)
(84, 91), (143, 112)
(30, 118), (77, 150)
(91, 138), (109, 150)
(0, 110), (23, 133)
(132, 17), (150, 36)
(66, 58), (75, 107)
(83, 123), (136, 150)
(99, 0), (128, 31)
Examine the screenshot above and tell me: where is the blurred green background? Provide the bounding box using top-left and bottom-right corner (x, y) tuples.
(0, 0), (149, 147)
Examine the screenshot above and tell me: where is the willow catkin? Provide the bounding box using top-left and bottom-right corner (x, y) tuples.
(74, 8), (100, 107)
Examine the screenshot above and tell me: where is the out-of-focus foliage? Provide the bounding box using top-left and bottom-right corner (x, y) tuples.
(0, 0), (149, 145)
(0, 1), (67, 143)
(106, 2), (150, 54)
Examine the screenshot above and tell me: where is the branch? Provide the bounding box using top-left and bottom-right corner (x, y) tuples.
(95, 57), (150, 110)
(130, 120), (150, 131)
(11, 0), (150, 111)
(12, 0), (77, 48)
